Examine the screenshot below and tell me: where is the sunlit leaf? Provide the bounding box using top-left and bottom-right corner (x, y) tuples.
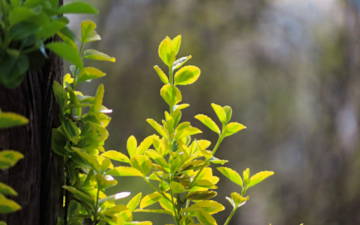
(102, 150), (130, 163)
(127, 193), (142, 211)
(153, 65), (169, 84)
(174, 66), (201, 86)
(248, 171), (274, 188)
(84, 49), (116, 62)
(223, 122), (246, 137)
(216, 167), (243, 187)
(195, 114), (220, 134)
(109, 166), (143, 177)
(140, 192), (161, 209)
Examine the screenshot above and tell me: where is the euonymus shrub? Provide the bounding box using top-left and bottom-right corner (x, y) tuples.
(51, 18), (274, 224)
(101, 35), (275, 225)
(0, 0), (98, 88)
(0, 111), (28, 225)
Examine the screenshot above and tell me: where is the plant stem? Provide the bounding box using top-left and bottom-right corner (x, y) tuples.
(223, 207), (238, 225)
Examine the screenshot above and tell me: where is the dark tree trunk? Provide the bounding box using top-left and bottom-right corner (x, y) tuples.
(0, 49), (63, 225)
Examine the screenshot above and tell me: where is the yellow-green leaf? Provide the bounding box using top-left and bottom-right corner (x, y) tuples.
(80, 20), (101, 43)
(127, 135), (138, 157)
(248, 171), (274, 188)
(109, 166), (143, 177)
(84, 49), (116, 62)
(102, 150), (130, 163)
(195, 114), (220, 134)
(127, 193), (142, 211)
(0, 112), (28, 129)
(153, 65), (169, 84)
(0, 183), (17, 196)
(195, 209), (217, 225)
(0, 150), (24, 170)
(187, 191), (217, 200)
(223, 122), (246, 137)
(140, 192), (161, 209)
(216, 167), (243, 187)
(190, 200), (225, 215)
(78, 67), (106, 83)
(160, 84), (182, 106)
(174, 65), (201, 86)
(230, 192), (249, 208)
(146, 119), (167, 137)
(211, 103), (226, 124)
(0, 195), (21, 214)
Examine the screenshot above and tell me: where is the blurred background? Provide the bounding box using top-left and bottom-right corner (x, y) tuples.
(68, 0), (360, 224)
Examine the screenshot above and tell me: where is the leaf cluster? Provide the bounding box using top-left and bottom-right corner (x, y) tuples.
(0, 111), (28, 225)
(0, 0), (98, 88)
(52, 20), (150, 225)
(101, 36), (274, 225)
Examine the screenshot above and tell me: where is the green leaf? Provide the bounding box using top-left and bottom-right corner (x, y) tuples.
(58, 1), (99, 14)
(0, 150), (24, 170)
(195, 209), (217, 225)
(62, 186), (94, 207)
(109, 166), (143, 177)
(158, 36), (180, 67)
(189, 200), (225, 215)
(223, 106), (232, 124)
(9, 7), (36, 26)
(170, 181), (185, 194)
(216, 167), (243, 187)
(127, 135), (137, 158)
(174, 65), (201, 85)
(194, 114), (220, 134)
(80, 20), (101, 43)
(223, 122), (246, 137)
(0, 220), (6, 225)
(137, 135), (154, 155)
(146, 119), (167, 137)
(248, 171), (274, 188)
(0, 195), (21, 214)
(127, 192), (142, 211)
(78, 67), (106, 83)
(0, 183), (17, 196)
(131, 155), (152, 175)
(242, 168), (250, 185)
(153, 65), (169, 84)
(72, 148), (100, 171)
(36, 19), (67, 39)
(211, 103), (227, 124)
(230, 192), (249, 208)
(102, 150), (130, 163)
(84, 49), (116, 62)
(46, 42), (82, 67)
(0, 112), (28, 129)
(140, 192), (161, 209)
(160, 84), (182, 106)
(187, 191), (217, 200)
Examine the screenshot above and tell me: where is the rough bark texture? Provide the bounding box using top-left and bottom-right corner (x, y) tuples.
(0, 49), (63, 225)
